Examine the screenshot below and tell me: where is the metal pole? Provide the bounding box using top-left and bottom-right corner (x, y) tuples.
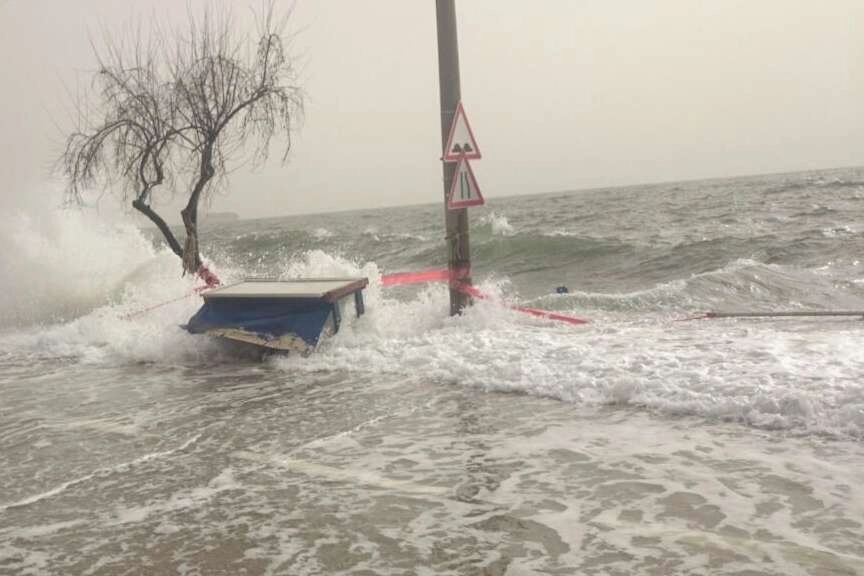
(435, 0), (471, 315)
(706, 310), (864, 319)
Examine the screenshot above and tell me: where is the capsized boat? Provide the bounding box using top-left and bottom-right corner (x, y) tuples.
(186, 278), (368, 353)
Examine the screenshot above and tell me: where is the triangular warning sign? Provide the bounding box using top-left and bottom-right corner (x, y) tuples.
(447, 156), (485, 209)
(443, 102), (481, 162)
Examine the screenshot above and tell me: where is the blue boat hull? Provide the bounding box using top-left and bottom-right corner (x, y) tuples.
(187, 297), (336, 349)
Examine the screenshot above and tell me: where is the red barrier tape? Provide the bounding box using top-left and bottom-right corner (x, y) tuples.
(381, 269), (450, 287)
(455, 283), (589, 326)
(381, 267), (470, 287)
(381, 269), (590, 326)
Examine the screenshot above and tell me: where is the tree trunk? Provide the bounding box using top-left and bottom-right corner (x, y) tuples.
(180, 207), (202, 275)
(180, 146), (215, 275)
(132, 198), (183, 258)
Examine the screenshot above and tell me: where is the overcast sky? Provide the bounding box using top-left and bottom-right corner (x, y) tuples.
(1, 1), (862, 218)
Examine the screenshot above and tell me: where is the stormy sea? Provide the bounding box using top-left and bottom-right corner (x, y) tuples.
(1, 167), (863, 575)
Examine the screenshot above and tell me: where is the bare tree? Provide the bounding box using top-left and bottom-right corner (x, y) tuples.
(62, 2), (302, 281)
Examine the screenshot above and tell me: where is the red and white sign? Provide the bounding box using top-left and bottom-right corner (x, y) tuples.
(443, 102), (481, 162)
(447, 156), (485, 209)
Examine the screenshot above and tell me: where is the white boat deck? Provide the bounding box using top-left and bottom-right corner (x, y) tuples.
(202, 278), (368, 300)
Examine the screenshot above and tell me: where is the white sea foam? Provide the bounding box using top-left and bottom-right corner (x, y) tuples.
(543, 229), (579, 237)
(362, 226), (380, 241)
(0, 205), (159, 327)
(278, 277), (864, 437)
(0, 193), (243, 362)
(821, 225), (855, 238)
(107, 466), (240, 527)
(479, 212), (514, 236)
(311, 227), (333, 239)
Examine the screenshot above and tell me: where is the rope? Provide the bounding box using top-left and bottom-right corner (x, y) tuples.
(121, 265), (220, 321)
(121, 292), (199, 320)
